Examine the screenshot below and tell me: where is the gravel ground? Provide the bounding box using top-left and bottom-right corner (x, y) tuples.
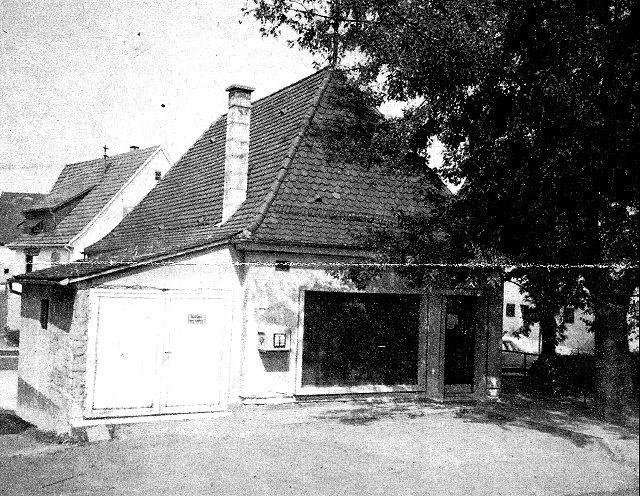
(1, 396), (638, 495)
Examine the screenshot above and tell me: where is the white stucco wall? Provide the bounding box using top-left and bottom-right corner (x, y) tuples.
(240, 251), (359, 400)
(17, 285), (90, 433)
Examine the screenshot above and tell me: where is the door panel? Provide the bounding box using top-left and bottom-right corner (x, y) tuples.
(162, 296), (227, 411)
(89, 291), (229, 418)
(92, 295), (163, 412)
(444, 296), (477, 387)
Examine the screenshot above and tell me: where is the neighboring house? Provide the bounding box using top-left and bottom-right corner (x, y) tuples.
(1, 192), (45, 283)
(503, 281), (638, 354)
(5, 146), (172, 331)
(503, 281), (595, 355)
(1, 192), (44, 345)
(12, 69), (504, 433)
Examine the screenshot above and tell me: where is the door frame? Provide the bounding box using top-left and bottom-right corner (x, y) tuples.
(425, 290), (486, 401)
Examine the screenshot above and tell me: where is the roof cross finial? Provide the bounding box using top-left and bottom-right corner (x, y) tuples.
(103, 145), (108, 159)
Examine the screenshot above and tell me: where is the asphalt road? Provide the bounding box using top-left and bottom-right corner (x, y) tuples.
(1, 397), (638, 495)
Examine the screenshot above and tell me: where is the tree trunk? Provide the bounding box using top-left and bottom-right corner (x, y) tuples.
(591, 274), (633, 421)
(539, 306), (558, 357)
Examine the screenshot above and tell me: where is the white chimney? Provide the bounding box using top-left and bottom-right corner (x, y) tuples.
(222, 84), (254, 223)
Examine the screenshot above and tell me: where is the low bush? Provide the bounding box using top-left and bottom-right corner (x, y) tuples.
(527, 352), (639, 403)
(526, 354), (595, 398)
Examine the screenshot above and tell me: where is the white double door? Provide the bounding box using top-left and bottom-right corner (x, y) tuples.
(89, 291), (230, 418)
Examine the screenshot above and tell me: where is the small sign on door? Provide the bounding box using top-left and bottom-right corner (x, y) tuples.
(188, 314), (206, 324)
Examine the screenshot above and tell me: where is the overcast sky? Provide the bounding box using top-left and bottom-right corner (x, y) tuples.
(1, 1), (446, 195)
(0, 0), (320, 193)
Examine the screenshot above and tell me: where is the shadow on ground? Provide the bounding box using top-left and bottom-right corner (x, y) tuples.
(0, 407), (86, 446)
(0, 408), (33, 435)
(311, 394), (638, 453)
(455, 394), (638, 449)
(314, 398), (455, 425)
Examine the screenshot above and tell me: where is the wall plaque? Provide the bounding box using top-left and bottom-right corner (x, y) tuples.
(188, 314), (206, 324)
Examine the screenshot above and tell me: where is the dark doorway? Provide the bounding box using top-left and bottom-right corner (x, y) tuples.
(302, 291), (421, 387)
(444, 296), (477, 386)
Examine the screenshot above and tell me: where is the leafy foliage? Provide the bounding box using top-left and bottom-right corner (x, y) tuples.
(249, 0), (639, 412)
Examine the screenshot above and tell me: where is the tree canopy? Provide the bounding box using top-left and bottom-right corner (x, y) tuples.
(248, 0), (639, 415)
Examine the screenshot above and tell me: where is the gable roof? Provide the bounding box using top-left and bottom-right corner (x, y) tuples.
(0, 192), (45, 245)
(9, 146), (163, 248)
(16, 69), (448, 283)
(87, 69), (446, 258)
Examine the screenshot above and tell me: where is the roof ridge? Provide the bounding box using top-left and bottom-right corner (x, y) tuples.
(250, 66), (331, 107)
(211, 68), (331, 124)
(238, 69), (334, 239)
(53, 145), (159, 169)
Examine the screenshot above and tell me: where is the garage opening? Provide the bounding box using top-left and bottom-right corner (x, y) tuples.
(301, 291), (421, 387)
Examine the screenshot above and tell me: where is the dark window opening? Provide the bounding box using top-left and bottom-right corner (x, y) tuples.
(155, 170), (162, 180)
(31, 220), (44, 234)
(301, 291), (421, 387)
(3, 268), (9, 275)
(275, 260), (291, 271)
(505, 303), (516, 317)
(25, 255), (33, 273)
(563, 307), (575, 324)
(40, 299), (49, 329)
(520, 304), (532, 321)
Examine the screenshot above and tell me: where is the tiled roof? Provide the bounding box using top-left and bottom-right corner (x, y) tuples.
(249, 78), (444, 246)
(87, 70), (330, 257)
(20, 69), (448, 281)
(14, 260), (127, 282)
(9, 146), (161, 247)
(0, 192), (45, 245)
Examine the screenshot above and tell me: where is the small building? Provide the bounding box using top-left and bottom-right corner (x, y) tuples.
(12, 69), (503, 433)
(5, 146), (172, 330)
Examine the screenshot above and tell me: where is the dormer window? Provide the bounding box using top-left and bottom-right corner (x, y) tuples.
(31, 220), (44, 234)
